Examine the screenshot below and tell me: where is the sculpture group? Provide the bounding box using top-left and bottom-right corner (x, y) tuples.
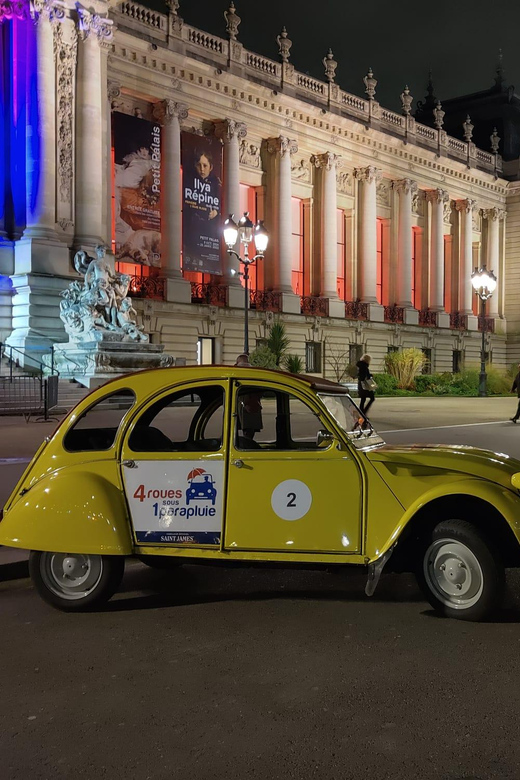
(60, 245), (148, 344)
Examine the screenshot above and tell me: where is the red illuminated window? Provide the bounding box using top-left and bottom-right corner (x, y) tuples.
(291, 197), (304, 295)
(411, 227), (422, 309)
(444, 235), (452, 313)
(337, 209), (345, 300)
(238, 184), (263, 292)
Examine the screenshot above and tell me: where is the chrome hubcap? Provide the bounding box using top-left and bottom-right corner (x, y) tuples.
(40, 553), (103, 601)
(424, 539), (484, 610)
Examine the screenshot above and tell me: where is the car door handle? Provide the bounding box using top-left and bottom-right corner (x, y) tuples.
(232, 459), (244, 468)
(122, 460), (137, 468)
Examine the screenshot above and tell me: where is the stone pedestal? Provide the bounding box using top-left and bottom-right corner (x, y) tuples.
(466, 314), (478, 332)
(437, 312), (451, 329)
(404, 308), (419, 325)
(328, 298), (345, 319)
(46, 339), (175, 389)
(281, 293), (301, 314)
(165, 277), (192, 304)
(368, 302), (384, 322)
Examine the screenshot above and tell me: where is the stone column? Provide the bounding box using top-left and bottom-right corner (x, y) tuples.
(393, 178), (417, 308)
(24, 0), (65, 239)
(483, 207), (504, 318)
(267, 136), (298, 295)
(74, 6), (113, 249)
(155, 100), (188, 279)
(355, 166), (381, 303)
(214, 119), (247, 284)
(455, 199), (476, 314)
(312, 152), (340, 299)
(425, 189), (448, 311)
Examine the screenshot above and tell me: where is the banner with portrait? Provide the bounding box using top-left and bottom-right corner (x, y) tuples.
(112, 112), (161, 267)
(181, 132), (223, 275)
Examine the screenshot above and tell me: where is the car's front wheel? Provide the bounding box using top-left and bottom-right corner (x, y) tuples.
(29, 551), (125, 612)
(416, 519), (504, 621)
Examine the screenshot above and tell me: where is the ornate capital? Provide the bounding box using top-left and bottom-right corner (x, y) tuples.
(424, 188), (449, 204)
(76, 5), (114, 46)
(392, 178), (418, 196)
(31, 0), (66, 23)
(482, 206), (506, 221)
(214, 119), (247, 143)
(455, 198), (477, 214)
(311, 152), (340, 171)
(1, 0), (30, 22)
(354, 166), (382, 185)
(153, 99), (188, 124)
(267, 136), (298, 157)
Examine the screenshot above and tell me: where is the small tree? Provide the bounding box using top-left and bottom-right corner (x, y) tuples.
(267, 322), (290, 367)
(325, 341), (350, 383)
(250, 345), (277, 369)
(284, 354), (304, 374)
(384, 348), (426, 390)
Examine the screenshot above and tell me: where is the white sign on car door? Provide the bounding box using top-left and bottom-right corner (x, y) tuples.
(123, 460), (224, 545)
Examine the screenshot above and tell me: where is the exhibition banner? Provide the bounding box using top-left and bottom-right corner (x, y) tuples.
(181, 132), (223, 275)
(112, 111), (161, 267)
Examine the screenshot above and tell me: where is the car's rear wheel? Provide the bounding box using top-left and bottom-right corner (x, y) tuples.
(29, 551), (125, 612)
(416, 519), (505, 621)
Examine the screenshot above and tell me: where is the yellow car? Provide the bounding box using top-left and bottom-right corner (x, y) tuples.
(1, 366), (520, 621)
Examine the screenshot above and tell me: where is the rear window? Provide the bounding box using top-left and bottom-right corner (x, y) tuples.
(63, 389), (136, 452)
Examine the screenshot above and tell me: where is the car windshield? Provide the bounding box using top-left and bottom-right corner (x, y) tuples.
(318, 393), (385, 449)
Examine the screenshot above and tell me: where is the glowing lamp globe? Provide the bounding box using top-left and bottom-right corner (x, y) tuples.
(254, 221), (269, 255)
(223, 215), (239, 248)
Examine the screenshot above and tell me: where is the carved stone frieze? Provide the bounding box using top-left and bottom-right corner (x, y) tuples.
(376, 179), (390, 206)
(336, 170), (352, 195)
(472, 209), (481, 232)
(291, 158), (311, 181)
(267, 136), (298, 157)
(239, 138), (261, 169)
(54, 22), (77, 207)
(411, 189), (422, 216)
(443, 199), (454, 224)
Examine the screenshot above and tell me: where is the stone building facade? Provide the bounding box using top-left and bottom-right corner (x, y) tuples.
(0, 0), (516, 378)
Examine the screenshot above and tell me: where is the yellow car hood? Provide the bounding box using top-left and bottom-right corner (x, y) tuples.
(367, 443), (520, 494)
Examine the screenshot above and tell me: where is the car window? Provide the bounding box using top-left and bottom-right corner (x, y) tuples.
(129, 386), (224, 452)
(64, 389), (136, 452)
(235, 386), (331, 451)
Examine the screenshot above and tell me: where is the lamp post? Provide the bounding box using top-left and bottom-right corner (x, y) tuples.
(471, 265), (497, 397)
(223, 213), (269, 355)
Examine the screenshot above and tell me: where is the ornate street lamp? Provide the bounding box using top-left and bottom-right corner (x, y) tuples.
(223, 213), (269, 355)
(471, 265), (497, 397)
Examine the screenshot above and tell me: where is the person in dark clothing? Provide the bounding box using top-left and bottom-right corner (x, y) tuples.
(357, 354), (376, 416)
(510, 364), (520, 422)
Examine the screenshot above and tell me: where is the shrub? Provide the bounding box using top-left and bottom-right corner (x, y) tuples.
(284, 354), (304, 374)
(372, 373), (398, 395)
(384, 348), (426, 389)
(266, 322), (290, 367)
(250, 346), (277, 369)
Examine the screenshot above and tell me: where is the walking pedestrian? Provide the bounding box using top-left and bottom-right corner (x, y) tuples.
(357, 353), (377, 417)
(510, 363), (520, 423)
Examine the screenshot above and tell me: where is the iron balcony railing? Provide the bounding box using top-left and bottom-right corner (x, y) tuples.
(449, 312), (468, 330)
(344, 300), (368, 320)
(249, 290), (282, 312)
(129, 275), (166, 300)
(190, 283), (227, 307)
(300, 296), (329, 317)
(477, 315), (495, 333)
(418, 309), (437, 327)
(384, 304), (405, 324)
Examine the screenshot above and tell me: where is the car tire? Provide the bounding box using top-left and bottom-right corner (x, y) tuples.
(138, 555), (183, 570)
(416, 519), (505, 621)
(29, 551), (125, 612)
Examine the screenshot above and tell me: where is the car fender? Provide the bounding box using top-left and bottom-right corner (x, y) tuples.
(367, 477), (520, 562)
(0, 462), (133, 555)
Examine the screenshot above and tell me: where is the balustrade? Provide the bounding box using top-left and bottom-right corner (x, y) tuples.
(191, 283), (227, 307)
(418, 309), (437, 327)
(300, 296), (329, 317)
(384, 304), (405, 324)
(344, 300), (368, 320)
(477, 315), (495, 333)
(129, 275), (165, 300)
(449, 312), (468, 330)
(249, 290), (282, 312)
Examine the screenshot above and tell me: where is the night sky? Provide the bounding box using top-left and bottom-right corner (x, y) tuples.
(159, 0), (520, 112)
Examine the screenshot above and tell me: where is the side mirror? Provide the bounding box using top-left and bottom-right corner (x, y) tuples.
(317, 429), (334, 447)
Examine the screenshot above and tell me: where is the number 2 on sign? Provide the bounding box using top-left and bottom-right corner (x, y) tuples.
(286, 493), (296, 508)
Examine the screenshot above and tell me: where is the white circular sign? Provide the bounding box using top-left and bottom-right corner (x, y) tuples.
(271, 479), (312, 521)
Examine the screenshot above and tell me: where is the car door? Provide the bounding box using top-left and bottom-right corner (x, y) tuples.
(225, 381), (363, 554)
(120, 380), (228, 547)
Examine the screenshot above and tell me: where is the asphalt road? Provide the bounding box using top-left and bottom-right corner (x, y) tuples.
(2, 399), (520, 779)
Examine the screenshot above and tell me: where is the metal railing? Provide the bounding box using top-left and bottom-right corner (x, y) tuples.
(301, 296), (329, 317)
(449, 312), (468, 330)
(418, 309), (437, 327)
(249, 290), (282, 312)
(345, 300), (368, 321)
(190, 282), (227, 307)
(384, 304), (405, 324)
